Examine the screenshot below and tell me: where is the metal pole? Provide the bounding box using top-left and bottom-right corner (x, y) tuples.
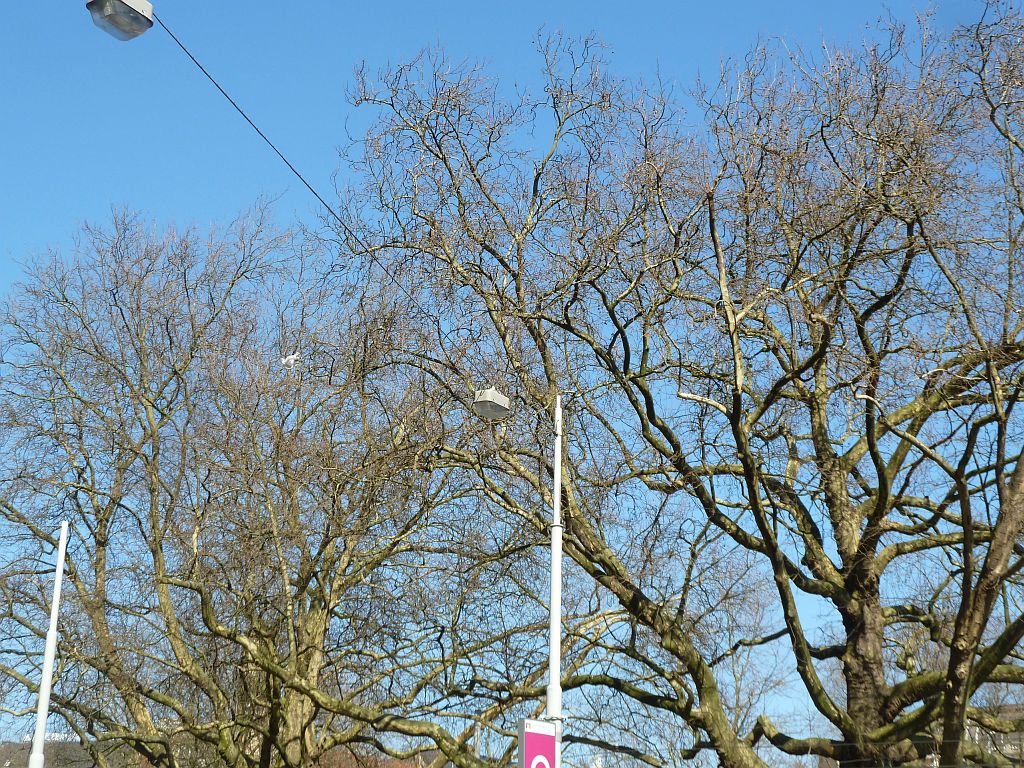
(547, 395), (563, 768)
(28, 521), (69, 768)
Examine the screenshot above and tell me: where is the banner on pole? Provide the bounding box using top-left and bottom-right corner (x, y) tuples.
(519, 718), (557, 768)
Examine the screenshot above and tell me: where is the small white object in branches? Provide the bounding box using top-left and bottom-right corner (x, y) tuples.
(281, 353), (299, 372)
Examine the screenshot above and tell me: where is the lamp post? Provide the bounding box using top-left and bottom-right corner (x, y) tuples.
(546, 394), (564, 744)
(27, 522), (70, 768)
(86, 0), (153, 41)
(472, 388), (564, 768)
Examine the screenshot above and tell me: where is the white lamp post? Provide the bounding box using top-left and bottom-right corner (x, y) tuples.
(86, 0), (154, 41)
(547, 393), (564, 765)
(28, 522), (70, 768)
(472, 388), (564, 768)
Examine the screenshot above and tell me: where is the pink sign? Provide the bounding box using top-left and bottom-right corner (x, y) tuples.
(520, 718), (557, 768)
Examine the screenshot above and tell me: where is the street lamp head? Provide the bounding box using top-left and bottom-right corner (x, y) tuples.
(86, 0), (154, 41)
(472, 387), (512, 421)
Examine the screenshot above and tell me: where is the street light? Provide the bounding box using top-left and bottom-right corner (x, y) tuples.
(86, 0), (153, 41)
(472, 388), (564, 768)
(472, 387), (512, 421)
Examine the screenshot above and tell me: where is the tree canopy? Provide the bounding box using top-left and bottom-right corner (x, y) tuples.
(5, 7), (1024, 768)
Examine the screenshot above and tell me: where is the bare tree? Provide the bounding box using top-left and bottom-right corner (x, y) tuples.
(8, 7), (1024, 768)
(0, 212), (520, 768)
(331, 8), (1024, 766)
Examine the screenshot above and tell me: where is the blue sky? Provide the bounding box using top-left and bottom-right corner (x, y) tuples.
(0, 1), (976, 293)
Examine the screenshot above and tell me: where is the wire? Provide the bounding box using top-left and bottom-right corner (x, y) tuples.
(150, 12), (554, 405)
(152, 12), (449, 335)
(153, 14), (342, 231)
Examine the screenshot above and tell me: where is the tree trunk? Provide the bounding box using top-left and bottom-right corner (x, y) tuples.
(840, 579), (888, 767)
